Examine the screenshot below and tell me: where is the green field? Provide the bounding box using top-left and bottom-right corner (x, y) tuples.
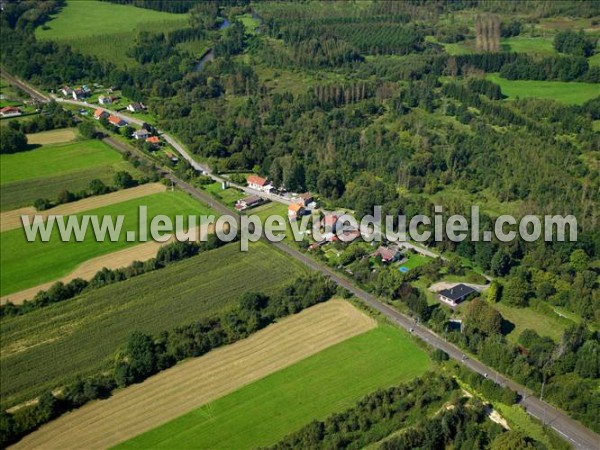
(0, 139), (143, 211)
(117, 325), (431, 449)
(0, 191), (211, 295)
(487, 74), (599, 105)
(494, 302), (571, 343)
(0, 162), (138, 212)
(36, 0), (188, 66)
(203, 182), (244, 207)
(399, 253), (430, 270)
(0, 241), (306, 409)
(1, 140), (121, 185)
(501, 37), (556, 55)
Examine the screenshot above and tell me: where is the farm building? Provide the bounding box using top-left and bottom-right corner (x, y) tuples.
(132, 129), (151, 140)
(247, 175), (271, 192)
(372, 245), (400, 263)
(0, 106), (22, 118)
(235, 195), (265, 211)
(438, 284), (477, 307)
(127, 102), (146, 113)
(108, 115), (127, 127)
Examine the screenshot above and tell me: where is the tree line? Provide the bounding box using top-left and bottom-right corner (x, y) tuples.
(0, 272), (337, 447)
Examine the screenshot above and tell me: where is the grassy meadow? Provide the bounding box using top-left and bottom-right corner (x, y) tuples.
(501, 36), (556, 55)
(0, 191), (212, 295)
(487, 74), (599, 105)
(0, 241), (306, 409)
(25, 128), (77, 146)
(203, 182), (244, 207)
(0, 140), (120, 185)
(0, 139), (142, 211)
(117, 325), (431, 449)
(35, 0), (188, 66)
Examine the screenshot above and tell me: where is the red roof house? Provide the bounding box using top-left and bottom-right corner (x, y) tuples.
(0, 106), (22, 117)
(108, 115), (127, 127)
(247, 175), (271, 191)
(288, 203), (304, 221)
(94, 108), (109, 120)
(145, 136), (161, 145)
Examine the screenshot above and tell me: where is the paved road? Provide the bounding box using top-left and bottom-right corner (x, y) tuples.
(269, 243), (599, 450)
(7, 72), (599, 449)
(110, 140), (600, 450)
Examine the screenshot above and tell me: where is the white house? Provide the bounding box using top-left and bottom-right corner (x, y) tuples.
(247, 175), (272, 192)
(127, 102), (146, 113)
(132, 129), (151, 140)
(438, 284), (477, 307)
(98, 95), (113, 105)
(0, 106), (22, 118)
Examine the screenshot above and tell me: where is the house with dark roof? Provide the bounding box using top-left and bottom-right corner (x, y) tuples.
(235, 195), (265, 211)
(438, 283), (476, 307)
(127, 102), (146, 113)
(132, 129), (151, 140)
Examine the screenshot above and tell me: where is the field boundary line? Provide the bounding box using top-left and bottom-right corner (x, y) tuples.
(11, 300), (376, 449)
(0, 183), (166, 232)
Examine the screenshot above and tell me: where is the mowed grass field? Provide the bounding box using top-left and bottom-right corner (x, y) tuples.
(25, 128), (77, 145)
(14, 300), (374, 449)
(1, 140), (120, 185)
(35, 0), (188, 67)
(487, 74), (599, 105)
(0, 241), (306, 409)
(0, 191), (210, 295)
(118, 325), (431, 450)
(0, 139), (141, 211)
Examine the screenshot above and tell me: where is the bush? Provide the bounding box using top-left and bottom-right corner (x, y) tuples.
(0, 128), (28, 154)
(114, 171), (136, 188)
(33, 198), (51, 211)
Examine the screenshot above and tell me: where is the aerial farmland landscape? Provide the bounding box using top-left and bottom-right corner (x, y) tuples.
(0, 1), (599, 449)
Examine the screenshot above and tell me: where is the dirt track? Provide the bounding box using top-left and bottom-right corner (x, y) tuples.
(0, 183), (166, 232)
(11, 300), (376, 450)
